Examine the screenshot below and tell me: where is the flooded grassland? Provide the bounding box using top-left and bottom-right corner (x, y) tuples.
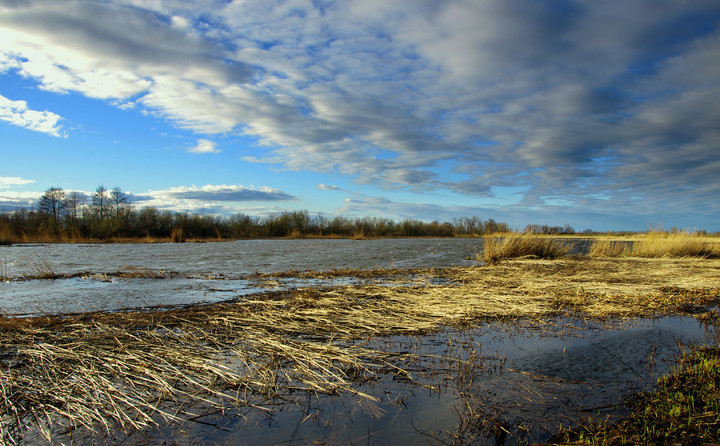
(2, 240), (720, 444)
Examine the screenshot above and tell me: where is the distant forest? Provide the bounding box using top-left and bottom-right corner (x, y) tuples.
(0, 186), (524, 243)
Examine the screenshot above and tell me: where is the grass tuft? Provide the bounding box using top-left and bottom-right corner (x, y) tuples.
(170, 227), (185, 243)
(480, 234), (570, 264)
(587, 239), (631, 258)
(588, 233), (720, 259)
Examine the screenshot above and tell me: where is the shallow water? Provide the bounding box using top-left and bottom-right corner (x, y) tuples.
(73, 316), (718, 445)
(0, 239), (481, 315)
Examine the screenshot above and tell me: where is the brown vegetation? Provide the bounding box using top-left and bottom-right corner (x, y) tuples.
(589, 232), (720, 258)
(480, 234), (571, 264)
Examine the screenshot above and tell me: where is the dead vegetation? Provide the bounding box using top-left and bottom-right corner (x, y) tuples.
(589, 232), (720, 258)
(480, 234), (571, 263)
(2, 255), (720, 442)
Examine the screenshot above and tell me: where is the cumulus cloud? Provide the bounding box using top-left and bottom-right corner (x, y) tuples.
(0, 94), (65, 137)
(187, 139), (220, 154)
(317, 184), (341, 191)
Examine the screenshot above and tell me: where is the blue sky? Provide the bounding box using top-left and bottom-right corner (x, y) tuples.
(1, 0), (720, 232)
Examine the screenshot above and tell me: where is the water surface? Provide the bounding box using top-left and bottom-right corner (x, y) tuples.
(1, 239), (480, 315)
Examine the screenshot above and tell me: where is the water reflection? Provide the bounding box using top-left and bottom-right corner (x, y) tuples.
(96, 317), (716, 445)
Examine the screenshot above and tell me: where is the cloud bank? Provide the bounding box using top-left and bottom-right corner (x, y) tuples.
(131, 184), (297, 214)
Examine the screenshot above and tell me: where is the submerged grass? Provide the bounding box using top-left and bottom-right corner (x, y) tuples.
(2, 251), (720, 442)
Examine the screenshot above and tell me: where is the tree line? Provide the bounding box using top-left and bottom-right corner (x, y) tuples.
(0, 186), (512, 243)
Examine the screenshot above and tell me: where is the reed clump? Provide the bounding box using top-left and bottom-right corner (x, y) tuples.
(587, 239), (631, 257)
(480, 234), (571, 264)
(170, 227), (185, 243)
(0, 221), (13, 246)
(632, 232), (719, 258)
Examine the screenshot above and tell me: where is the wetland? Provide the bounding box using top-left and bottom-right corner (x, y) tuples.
(1, 237), (720, 444)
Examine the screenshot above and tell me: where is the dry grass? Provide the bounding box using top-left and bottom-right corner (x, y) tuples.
(2, 256), (720, 441)
(587, 239), (631, 257)
(589, 232), (720, 258)
(632, 232), (719, 258)
(480, 234), (571, 264)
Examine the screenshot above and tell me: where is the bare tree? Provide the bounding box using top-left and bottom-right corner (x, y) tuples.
(66, 191), (87, 222)
(110, 186), (130, 219)
(92, 185), (110, 220)
(38, 187), (66, 221)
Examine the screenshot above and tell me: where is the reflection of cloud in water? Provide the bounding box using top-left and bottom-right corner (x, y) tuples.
(112, 317), (716, 445)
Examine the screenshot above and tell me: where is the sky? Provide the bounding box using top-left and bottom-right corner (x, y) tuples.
(1, 0), (720, 232)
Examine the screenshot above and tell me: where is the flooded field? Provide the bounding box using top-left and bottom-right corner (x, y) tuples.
(1, 239), (719, 444)
(121, 317), (718, 445)
(0, 239), (480, 315)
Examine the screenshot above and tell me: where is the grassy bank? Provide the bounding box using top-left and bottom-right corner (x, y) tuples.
(555, 340), (720, 445)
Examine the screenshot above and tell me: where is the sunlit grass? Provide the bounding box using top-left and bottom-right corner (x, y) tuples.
(480, 234), (571, 263)
(632, 232), (719, 258)
(589, 232), (720, 258)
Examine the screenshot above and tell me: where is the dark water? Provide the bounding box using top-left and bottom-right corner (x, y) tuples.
(83, 317), (717, 445)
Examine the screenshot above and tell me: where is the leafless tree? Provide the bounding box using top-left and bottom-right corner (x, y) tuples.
(38, 187), (66, 221)
(92, 185), (110, 220)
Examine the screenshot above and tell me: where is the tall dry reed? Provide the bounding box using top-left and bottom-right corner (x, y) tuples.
(480, 234), (570, 264)
(589, 233), (720, 258)
(632, 232), (718, 258)
(587, 239), (631, 257)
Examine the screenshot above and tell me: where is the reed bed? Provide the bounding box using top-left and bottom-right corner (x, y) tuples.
(480, 234), (571, 263)
(589, 232), (720, 258)
(2, 256), (720, 442)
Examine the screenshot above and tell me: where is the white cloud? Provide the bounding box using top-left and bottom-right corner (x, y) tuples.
(133, 184), (297, 213)
(0, 177), (35, 188)
(187, 139), (220, 154)
(0, 94), (65, 137)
